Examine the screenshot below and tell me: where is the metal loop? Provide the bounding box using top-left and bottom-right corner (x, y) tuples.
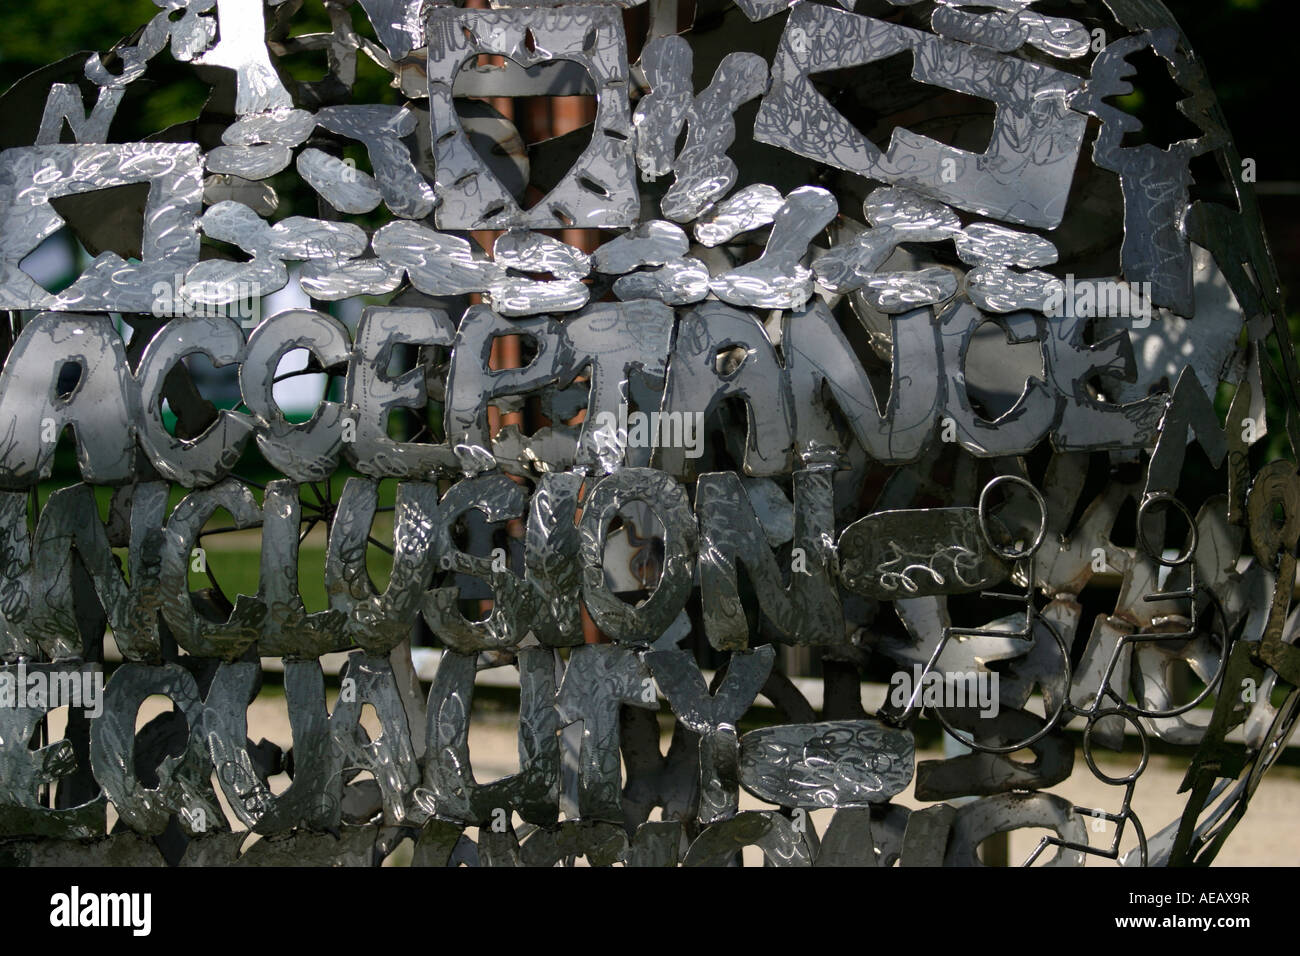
(1122, 591), (1232, 720)
(1082, 709), (1150, 786)
(978, 475), (1047, 562)
(932, 617), (1072, 755)
(1136, 492), (1198, 567)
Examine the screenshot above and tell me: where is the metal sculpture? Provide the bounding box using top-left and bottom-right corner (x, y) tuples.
(0, 0), (1293, 867)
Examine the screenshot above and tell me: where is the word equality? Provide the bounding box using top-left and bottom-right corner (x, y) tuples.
(2, 641), (915, 848)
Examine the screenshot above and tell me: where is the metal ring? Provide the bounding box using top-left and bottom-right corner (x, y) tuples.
(1247, 684), (1300, 795)
(1082, 709), (1150, 785)
(1136, 493), (1198, 567)
(932, 617), (1071, 755)
(1122, 592), (1231, 720)
(978, 475), (1047, 561)
(1128, 809), (1149, 868)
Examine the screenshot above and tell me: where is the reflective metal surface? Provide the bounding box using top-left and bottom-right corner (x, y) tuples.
(0, 0), (1292, 868)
